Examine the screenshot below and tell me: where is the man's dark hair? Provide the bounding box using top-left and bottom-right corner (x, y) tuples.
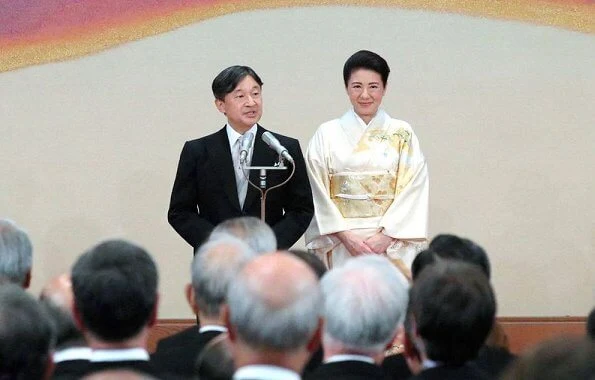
(71, 239), (158, 342)
(587, 307), (595, 339)
(0, 284), (55, 379)
(411, 234), (491, 281)
(212, 65), (263, 101)
(343, 50), (390, 87)
(406, 260), (496, 365)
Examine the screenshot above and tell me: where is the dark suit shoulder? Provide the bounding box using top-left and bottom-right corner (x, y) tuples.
(155, 326), (201, 351)
(305, 360), (389, 380)
(382, 354), (412, 380)
(183, 127), (226, 147)
(52, 359), (90, 380)
(473, 346), (516, 378)
(409, 363), (492, 380)
(152, 330), (223, 377)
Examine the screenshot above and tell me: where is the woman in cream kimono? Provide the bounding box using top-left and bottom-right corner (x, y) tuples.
(305, 50), (429, 278)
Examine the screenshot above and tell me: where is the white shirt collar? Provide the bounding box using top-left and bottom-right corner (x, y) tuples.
(233, 364), (301, 380)
(53, 347), (92, 363)
(325, 354), (375, 364)
(422, 358), (441, 369)
(90, 348), (149, 362)
(199, 325), (228, 333)
(226, 124), (258, 150)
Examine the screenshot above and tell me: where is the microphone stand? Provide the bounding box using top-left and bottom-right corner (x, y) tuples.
(242, 155), (295, 221)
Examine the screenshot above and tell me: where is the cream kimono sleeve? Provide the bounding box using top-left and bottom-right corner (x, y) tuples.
(379, 127), (429, 241)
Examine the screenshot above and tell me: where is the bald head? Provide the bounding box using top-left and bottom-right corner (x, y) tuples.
(227, 251), (321, 350)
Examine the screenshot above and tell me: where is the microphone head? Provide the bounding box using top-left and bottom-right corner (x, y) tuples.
(261, 131), (278, 147)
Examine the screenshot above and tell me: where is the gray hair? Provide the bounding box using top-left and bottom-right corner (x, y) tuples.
(192, 234), (258, 317)
(321, 255), (409, 354)
(0, 219), (33, 286)
(227, 252), (321, 350)
(210, 216), (276, 253)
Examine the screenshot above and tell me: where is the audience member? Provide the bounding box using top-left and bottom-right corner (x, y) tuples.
(404, 261), (495, 379)
(305, 256), (408, 380)
(209, 216), (277, 253)
(152, 235), (257, 377)
(287, 249), (328, 375)
(0, 218), (33, 287)
(408, 234), (515, 377)
(587, 307), (595, 339)
(81, 369), (160, 380)
(195, 333), (234, 380)
(68, 239), (161, 379)
(225, 252), (322, 379)
(39, 274), (91, 378)
(501, 335), (595, 380)
(0, 284), (55, 380)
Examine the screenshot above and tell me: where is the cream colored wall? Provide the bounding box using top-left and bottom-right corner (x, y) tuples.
(1, 7), (593, 317)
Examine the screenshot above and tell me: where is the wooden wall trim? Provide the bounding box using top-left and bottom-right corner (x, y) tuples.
(148, 317), (588, 354)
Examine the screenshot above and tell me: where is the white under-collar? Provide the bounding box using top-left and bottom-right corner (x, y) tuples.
(349, 108), (387, 129)
(325, 354), (375, 364)
(226, 124), (258, 150)
(53, 347), (92, 363)
(199, 325), (227, 333)
(233, 364), (300, 380)
(90, 348), (149, 362)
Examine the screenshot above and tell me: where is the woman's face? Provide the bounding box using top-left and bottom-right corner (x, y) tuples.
(346, 68), (386, 124)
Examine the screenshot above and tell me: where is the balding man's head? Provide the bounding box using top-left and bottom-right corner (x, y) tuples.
(226, 251), (321, 351)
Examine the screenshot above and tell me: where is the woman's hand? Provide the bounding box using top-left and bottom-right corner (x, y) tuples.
(365, 232), (395, 254)
(335, 231), (374, 257)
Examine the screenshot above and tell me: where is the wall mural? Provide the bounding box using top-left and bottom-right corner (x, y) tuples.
(1, 0), (593, 73)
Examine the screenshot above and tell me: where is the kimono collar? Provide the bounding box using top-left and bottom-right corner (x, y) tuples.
(349, 108), (389, 130)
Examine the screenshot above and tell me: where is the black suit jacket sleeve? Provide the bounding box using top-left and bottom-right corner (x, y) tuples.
(167, 141), (215, 248)
(269, 137), (314, 249)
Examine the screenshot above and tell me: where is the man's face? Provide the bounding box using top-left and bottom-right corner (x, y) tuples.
(215, 75), (263, 133)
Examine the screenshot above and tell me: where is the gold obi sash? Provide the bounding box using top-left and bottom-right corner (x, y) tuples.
(329, 172), (396, 218)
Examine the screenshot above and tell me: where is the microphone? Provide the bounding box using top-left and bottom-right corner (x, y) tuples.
(262, 131), (294, 163)
(239, 132), (254, 164)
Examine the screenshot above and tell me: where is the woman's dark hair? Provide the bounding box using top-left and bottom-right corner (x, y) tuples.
(343, 50), (390, 87)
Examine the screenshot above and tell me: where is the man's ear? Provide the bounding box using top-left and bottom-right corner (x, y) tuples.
(23, 269), (31, 289)
(306, 317), (323, 353)
(148, 293), (159, 328)
(185, 284), (199, 316)
(222, 304), (236, 342)
(215, 99), (226, 115)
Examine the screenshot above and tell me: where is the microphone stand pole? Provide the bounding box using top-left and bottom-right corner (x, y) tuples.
(243, 155), (295, 221)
